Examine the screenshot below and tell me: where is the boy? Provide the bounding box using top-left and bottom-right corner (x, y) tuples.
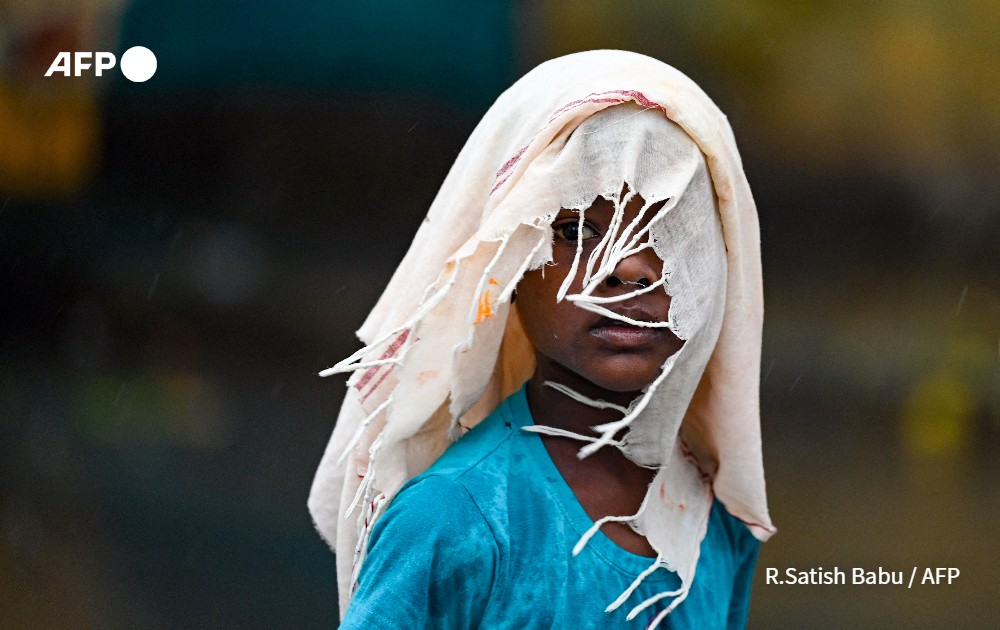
(310, 50), (775, 629)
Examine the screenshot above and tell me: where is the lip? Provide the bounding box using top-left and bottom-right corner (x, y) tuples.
(589, 310), (666, 348)
(590, 323), (663, 348)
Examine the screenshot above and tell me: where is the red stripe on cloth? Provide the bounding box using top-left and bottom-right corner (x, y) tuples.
(354, 328), (410, 394)
(360, 362), (396, 404)
(733, 515), (778, 533)
(494, 145), (528, 179)
(679, 438), (712, 482)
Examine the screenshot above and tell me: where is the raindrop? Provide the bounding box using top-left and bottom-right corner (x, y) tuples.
(955, 285), (968, 317)
(147, 273), (160, 299)
(762, 359), (775, 385)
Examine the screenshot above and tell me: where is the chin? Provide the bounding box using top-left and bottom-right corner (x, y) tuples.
(587, 366), (663, 395)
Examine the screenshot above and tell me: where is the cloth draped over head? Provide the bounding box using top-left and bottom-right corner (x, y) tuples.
(309, 50), (775, 626)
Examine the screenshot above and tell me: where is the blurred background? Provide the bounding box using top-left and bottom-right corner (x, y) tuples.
(1, 1), (997, 627)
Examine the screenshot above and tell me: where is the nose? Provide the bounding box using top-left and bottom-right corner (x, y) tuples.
(603, 245), (661, 290)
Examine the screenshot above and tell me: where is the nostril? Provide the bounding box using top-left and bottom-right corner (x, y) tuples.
(605, 275), (650, 289)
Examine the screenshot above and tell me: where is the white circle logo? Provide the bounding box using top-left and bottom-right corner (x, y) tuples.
(120, 46), (157, 82)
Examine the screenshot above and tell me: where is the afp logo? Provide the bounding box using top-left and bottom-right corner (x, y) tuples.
(45, 46), (157, 83)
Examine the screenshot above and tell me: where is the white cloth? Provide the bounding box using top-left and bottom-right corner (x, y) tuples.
(309, 50), (775, 624)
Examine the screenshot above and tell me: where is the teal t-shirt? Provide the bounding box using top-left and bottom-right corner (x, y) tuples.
(340, 386), (760, 629)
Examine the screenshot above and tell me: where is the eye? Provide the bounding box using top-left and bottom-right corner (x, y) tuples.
(553, 221), (598, 242)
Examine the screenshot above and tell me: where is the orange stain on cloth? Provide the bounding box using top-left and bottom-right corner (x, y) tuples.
(475, 278), (500, 323)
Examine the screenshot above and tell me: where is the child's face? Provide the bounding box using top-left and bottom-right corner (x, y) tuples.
(515, 194), (684, 398)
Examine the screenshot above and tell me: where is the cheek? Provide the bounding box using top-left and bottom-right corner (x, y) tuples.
(514, 275), (555, 341)
(514, 267), (577, 345)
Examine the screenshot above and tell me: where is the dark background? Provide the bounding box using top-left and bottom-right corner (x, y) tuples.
(2, 1), (998, 627)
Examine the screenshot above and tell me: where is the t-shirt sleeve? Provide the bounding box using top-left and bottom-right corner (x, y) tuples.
(725, 520), (762, 630)
(338, 475), (499, 630)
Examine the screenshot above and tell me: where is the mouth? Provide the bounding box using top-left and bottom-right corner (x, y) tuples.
(589, 311), (666, 348)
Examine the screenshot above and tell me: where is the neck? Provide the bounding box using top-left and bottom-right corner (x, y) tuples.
(524, 364), (641, 437)
(524, 360), (658, 550)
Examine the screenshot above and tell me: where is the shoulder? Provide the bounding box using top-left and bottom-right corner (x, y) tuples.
(375, 474), (497, 543)
(344, 475), (501, 629)
(707, 499), (761, 559)
(419, 401), (517, 481)
(702, 501), (763, 629)
(370, 391), (526, 551)
(341, 397), (528, 628)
